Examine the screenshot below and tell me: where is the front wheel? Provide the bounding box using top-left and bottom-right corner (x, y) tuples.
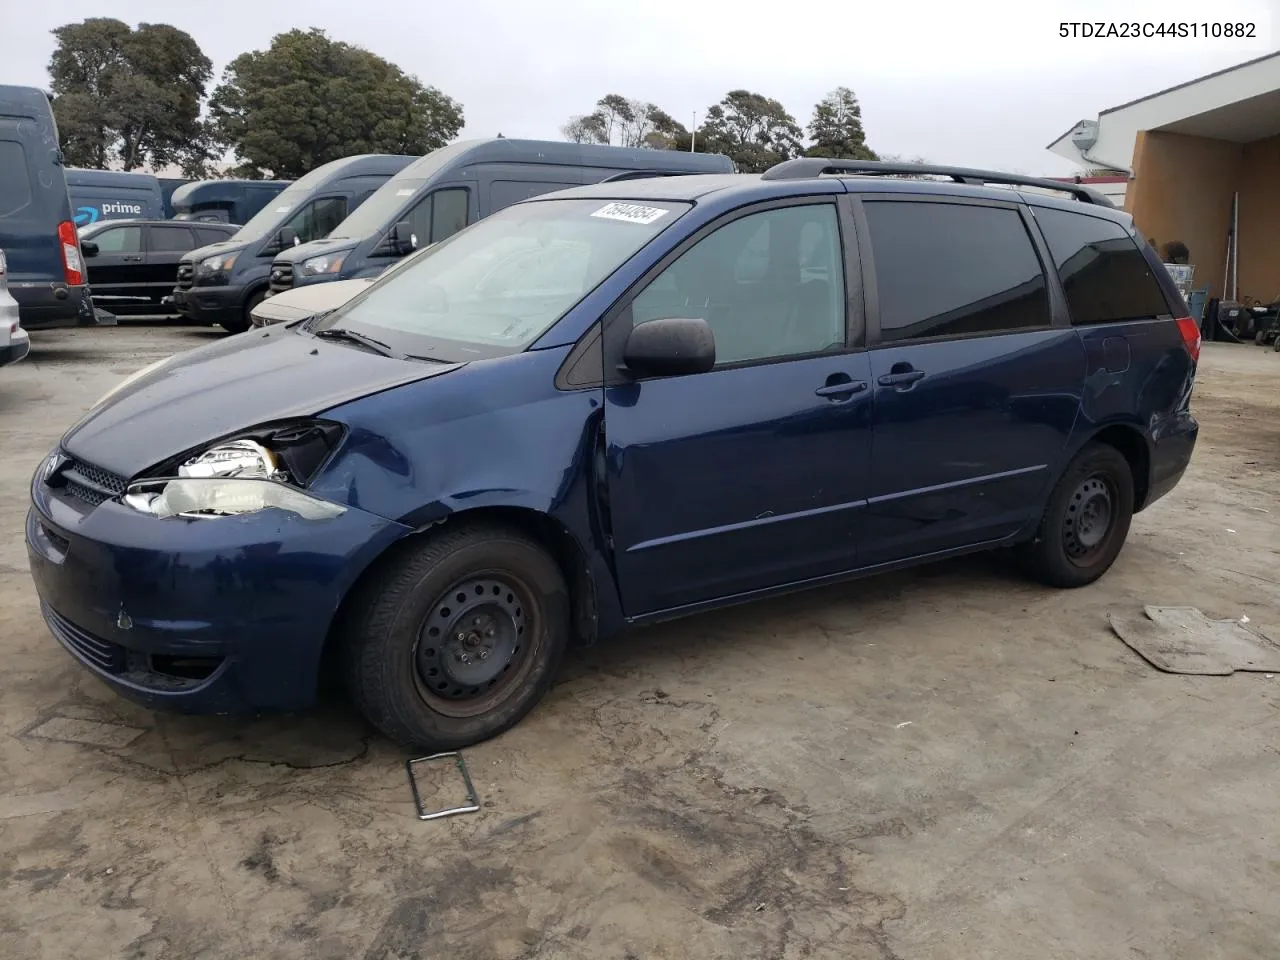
(218, 290), (262, 334)
(1020, 443), (1135, 589)
(342, 523), (571, 752)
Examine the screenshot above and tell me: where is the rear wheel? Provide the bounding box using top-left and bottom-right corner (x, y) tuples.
(1020, 443), (1134, 588)
(342, 523), (571, 752)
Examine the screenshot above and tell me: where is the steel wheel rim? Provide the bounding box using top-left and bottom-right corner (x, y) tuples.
(1063, 474), (1116, 565)
(412, 573), (538, 718)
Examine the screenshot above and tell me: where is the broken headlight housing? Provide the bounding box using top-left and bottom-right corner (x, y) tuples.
(122, 421), (347, 520)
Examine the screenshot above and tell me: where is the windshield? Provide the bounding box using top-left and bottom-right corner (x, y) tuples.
(314, 197), (690, 361)
(233, 184), (315, 244)
(328, 179), (427, 240)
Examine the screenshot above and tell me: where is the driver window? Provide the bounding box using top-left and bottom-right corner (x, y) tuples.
(285, 196), (348, 244)
(630, 203), (845, 366)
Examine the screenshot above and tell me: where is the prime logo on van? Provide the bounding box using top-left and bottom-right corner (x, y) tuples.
(75, 202), (145, 226)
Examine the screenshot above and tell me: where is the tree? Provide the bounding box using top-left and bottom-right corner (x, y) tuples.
(47, 18), (213, 171)
(209, 29), (463, 179)
(561, 95), (689, 150)
(698, 90), (803, 173)
(806, 87), (876, 161)
(562, 113), (607, 144)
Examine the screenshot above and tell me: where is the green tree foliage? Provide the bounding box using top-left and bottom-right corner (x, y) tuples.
(698, 90), (803, 173)
(47, 18), (213, 171)
(805, 86), (877, 161)
(561, 95), (689, 150)
(210, 29), (463, 179)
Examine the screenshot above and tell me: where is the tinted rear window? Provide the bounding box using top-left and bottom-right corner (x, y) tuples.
(1034, 207), (1170, 325)
(0, 140), (33, 218)
(864, 200), (1049, 342)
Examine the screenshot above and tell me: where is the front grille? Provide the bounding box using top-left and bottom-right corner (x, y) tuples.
(268, 260), (293, 295)
(55, 456), (128, 506)
(43, 604), (126, 674)
(176, 262), (194, 291)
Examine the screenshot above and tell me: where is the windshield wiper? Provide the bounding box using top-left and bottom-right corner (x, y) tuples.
(313, 326), (406, 360)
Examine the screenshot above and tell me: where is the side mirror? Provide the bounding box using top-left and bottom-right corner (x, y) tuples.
(390, 220), (418, 255)
(278, 226), (298, 248)
(622, 317), (715, 378)
(80, 240), (99, 257)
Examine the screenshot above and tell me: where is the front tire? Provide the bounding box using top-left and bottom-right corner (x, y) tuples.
(218, 290), (262, 334)
(1021, 443), (1134, 589)
(342, 523), (571, 752)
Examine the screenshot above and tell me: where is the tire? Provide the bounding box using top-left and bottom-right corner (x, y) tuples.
(1256, 330), (1267, 346)
(1020, 443), (1135, 589)
(218, 290), (262, 334)
(1274, 337), (1280, 352)
(342, 523), (571, 752)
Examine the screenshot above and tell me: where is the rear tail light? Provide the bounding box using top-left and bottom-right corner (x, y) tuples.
(1175, 316), (1200, 362)
(0, 249), (7, 275)
(57, 220), (83, 286)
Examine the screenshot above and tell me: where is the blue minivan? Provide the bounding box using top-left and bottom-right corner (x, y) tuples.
(28, 161), (1200, 752)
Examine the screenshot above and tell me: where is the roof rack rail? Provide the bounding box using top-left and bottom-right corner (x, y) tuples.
(598, 170), (697, 183)
(760, 158), (1115, 207)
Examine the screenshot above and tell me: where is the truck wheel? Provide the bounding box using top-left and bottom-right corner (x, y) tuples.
(219, 290), (262, 334)
(342, 523), (571, 752)
(1020, 443), (1134, 589)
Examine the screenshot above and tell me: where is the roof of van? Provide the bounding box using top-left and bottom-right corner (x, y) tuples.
(0, 84), (54, 120)
(66, 169), (161, 187)
(390, 138), (734, 181)
(287, 154), (418, 190)
(171, 178), (294, 205)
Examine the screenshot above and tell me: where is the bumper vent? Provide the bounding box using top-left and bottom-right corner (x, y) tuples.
(53, 456), (128, 506)
(44, 604), (126, 674)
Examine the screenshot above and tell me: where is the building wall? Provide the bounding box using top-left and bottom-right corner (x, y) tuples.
(1236, 133), (1280, 303)
(1127, 130), (1242, 299)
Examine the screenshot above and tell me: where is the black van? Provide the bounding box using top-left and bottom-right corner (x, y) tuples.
(170, 179), (292, 226)
(66, 169), (165, 226)
(268, 139), (734, 295)
(0, 85), (94, 329)
(173, 154), (416, 333)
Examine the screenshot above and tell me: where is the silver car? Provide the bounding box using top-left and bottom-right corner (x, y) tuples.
(0, 250), (30, 367)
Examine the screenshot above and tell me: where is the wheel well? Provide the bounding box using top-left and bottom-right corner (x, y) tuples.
(1091, 425), (1151, 509)
(318, 506), (598, 694)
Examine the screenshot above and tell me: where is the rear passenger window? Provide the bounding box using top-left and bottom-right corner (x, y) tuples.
(1034, 207), (1171, 325)
(631, 203), (845, 366)
(150, 226), (197, 252)
(864, 201), (1049, 343)
(0, 140), (32, 218)
(196, 227), (232, 246)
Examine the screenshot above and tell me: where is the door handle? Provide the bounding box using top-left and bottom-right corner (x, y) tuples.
(815, 378), (868, 399)
(122, 256), (143, 262)
(877, 369), (926, 388)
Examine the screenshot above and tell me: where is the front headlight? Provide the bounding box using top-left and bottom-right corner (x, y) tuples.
(177, 439), (281, 480)
(301, 253), (346, 277)
(123, 478), (345, 520)
(196, 253), (238, 279)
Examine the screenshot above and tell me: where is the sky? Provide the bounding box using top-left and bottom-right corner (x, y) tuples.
(3, 0), (1277, 176)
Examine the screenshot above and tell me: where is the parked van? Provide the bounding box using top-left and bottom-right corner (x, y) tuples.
(158, 177), (190, 219)
(170, 179), (292, 226)
(66, 169), (165, 226)
(173, 155), (416, 333)
(0, 85), (95, 328)
(267, 139), (734, 296)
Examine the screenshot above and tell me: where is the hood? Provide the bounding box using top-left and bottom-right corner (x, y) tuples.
(61, 323), (460, 478)
(180, 238), (248, 264)
(274, 237), (357, 265)
(253, 279), (374, 326)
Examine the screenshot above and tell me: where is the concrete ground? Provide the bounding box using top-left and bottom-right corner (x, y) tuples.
(1, 326), (1278, 960)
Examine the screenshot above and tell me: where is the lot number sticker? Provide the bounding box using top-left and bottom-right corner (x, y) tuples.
(591, 202), (668, 226)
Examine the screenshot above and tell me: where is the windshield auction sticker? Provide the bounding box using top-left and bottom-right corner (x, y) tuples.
(591, 202), (668, 225)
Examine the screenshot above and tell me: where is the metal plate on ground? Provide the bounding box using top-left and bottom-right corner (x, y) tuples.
(1108, 605), (1280, 675)
(405, 751), (481, 820)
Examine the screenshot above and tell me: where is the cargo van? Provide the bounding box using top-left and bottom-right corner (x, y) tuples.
(0, 85), (95, 328)
(173, 154), (416, 333)
(158, 177), (190, 218)
(267, 139), (734, 296)
(170, 179), (291, 225)
(66, 169), (165, 226)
